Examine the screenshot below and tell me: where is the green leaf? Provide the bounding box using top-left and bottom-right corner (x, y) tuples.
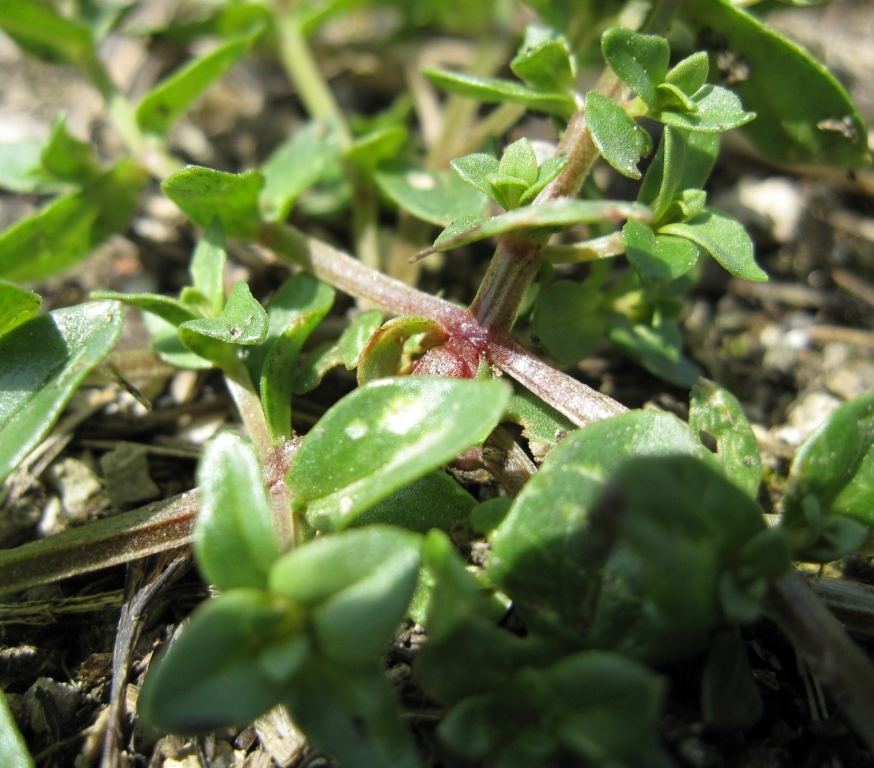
(608, 314), (701, 387)
(356, 316), (448, 384)
(489, 410), (702, 639)
(138, 589), (306, 733)
(282, 659), (423, 768)
(504, 388), (575, 462)
(90, 291), (201, 327)
(260, 279), (334, 445)
(137, 32), (258, 136)
(270, 526), (421, 604)
(261, 120), (343, 221)
(518, 155), (567, 206)
(639, 127), (719, 223)
(180, 281), (268, 347)
(664, 51), (709, 96)
(623, 219), (699, 280)
(194, 432), (280, 591)
(782, 392), (874, 561)
(0, 0), (96, 68)
(660, 206), (766, 281)
(0, 688), (34, 768)
(287, 377), (511, 531)
(41, 115), (101, 183)
(0, 281), (41, 338)
(0, 301), (123, 484)
(690, 379), (762, 499)
(424, 199), (652, 257)
(701, 628), (763, 730)
(0, 139), (53, 194)
(188, 218), (227, 316)
(0, 160), (149, 281)
(547, 652), (667, 763)
(656, 84), (755, 133)
(588, 456), (771, 663)
(142, 313), (213, 370)
(586, 92), (652, 179)
(682, 0), (869, 168)
(497, 138), (539, 187)
(450, 153), (503, 207)
(510, 26), (575, 93)
(601, 27), (670, 109)
(294, 310), (383, 393)
(352, 470), (476, 533)
(422, 67), (576, 118)
(374, 160), (489, 226)
(531, 280), (606, 364)
(345, 126), (408, 172)
(162, 166), (265, 239)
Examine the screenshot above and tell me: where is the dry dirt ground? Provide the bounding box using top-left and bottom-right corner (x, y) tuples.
(1, 2), (874, 767)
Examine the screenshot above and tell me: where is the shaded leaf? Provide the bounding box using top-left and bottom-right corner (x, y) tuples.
(357, 316), (448, 384)
(702, 629), (763, 730)
(682, 0), (869, 168)
(261, 120), (343, 221)
(531, 280), (605, 364)
(91, 291), (201, 327)
(608, 314), (701, 387)
(294, 310), (383, 393)
(0, 302), (123, 484)
(138, 589), (305, 733)
(188, 218), (227, 316)
(489, 410), (702, 639)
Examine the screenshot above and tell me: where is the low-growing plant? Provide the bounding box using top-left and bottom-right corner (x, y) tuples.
(0, 0), (872, 766)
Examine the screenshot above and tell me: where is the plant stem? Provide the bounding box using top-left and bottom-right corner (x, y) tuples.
(764, 570), (874, 751)
(260, 220), (627, 426)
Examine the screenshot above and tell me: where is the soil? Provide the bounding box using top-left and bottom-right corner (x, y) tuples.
(1, 2), (874, 767)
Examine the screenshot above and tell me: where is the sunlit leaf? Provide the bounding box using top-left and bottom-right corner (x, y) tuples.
(422, 67), (576, 118)
(623, 220), (699, 280)
(287, 378), (511, 531)
(586, 92), (652, 179)
(0, 688), (34, 768)
(601, 27), (669, 109)
(0, 301), (123, 484)
(422, 199), (652, 257)
(0, 160), (149, 281)
(0, 281), (41, 338)
(660, 207), (766, 281)
(137, 32), (259, 136)
(194, 432), (280, 591)
(162, 166), (265, 239)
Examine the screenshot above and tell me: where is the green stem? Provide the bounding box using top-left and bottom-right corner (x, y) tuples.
(273, 11), (352, 148)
